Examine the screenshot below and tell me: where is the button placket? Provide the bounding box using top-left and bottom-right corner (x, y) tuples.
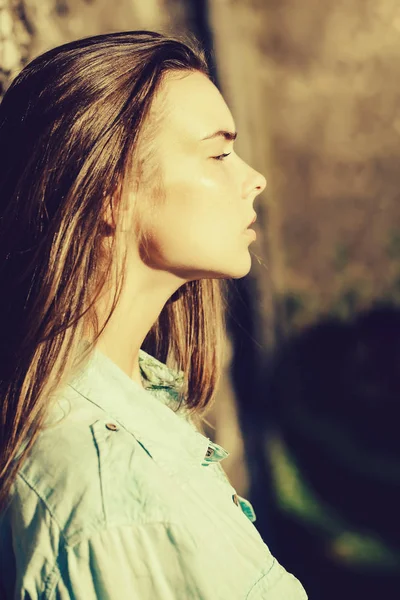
(202, 441), (230, 466)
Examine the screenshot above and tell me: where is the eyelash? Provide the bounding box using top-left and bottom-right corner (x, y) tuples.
(213, 152), (231, 161)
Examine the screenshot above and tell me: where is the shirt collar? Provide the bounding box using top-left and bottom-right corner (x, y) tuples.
(138, 347), (185, 392)
(62, 340), (229, 479)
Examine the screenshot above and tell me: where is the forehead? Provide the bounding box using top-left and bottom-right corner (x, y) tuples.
(153, 70), (235, 144)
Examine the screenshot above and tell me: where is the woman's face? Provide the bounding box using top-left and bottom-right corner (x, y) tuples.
(132, 69), (267, 282)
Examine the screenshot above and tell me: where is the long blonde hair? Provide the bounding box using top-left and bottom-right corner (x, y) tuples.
(0, 30), (230, 514)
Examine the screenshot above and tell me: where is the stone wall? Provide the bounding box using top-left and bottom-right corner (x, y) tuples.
(208, 0), (400, 336)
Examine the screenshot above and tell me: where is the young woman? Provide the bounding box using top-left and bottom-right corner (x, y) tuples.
(0, 30), (307, 599)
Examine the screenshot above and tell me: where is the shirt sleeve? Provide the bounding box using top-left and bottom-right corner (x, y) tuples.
(52, 521), (220, 600)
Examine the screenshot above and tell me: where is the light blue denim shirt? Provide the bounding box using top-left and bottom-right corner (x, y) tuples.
(0, 341), (307, 599)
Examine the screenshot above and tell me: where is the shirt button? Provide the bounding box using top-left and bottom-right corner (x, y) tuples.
(105, 422), (119, 431)
(206, 446), (215, 458)
(232, 493), (239, 507)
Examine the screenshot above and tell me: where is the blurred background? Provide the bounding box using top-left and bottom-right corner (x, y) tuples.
(2, 0), (400, 597)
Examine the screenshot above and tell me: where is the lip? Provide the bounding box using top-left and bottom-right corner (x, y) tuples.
(246, 212), (257, 228)
(244, 228), (257, 240)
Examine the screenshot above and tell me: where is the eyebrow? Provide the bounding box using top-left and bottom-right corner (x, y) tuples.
(201, 130), (238, 142)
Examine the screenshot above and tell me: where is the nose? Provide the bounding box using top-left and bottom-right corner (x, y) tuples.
(254, 170), (267, 195)
(238, 152), (267, 199)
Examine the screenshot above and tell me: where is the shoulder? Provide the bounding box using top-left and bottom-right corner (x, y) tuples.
(13, 385), (167, 546)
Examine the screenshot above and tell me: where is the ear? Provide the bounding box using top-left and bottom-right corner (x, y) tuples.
(100, 181), (126, 235)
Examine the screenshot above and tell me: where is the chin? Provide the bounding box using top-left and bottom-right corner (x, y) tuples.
(187, 251), (253, 280)
(222, 257), (253, 280)
(231, 267), (252, 280)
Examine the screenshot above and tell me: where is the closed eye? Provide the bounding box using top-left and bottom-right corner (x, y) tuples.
(212, 152), (231, 161)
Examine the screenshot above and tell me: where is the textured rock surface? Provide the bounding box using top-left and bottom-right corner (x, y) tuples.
(208, 0), (400, 336)
(0, 0), (187, 96)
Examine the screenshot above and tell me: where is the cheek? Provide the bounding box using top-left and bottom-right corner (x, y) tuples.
(163, 171), (237, 229)
(150, 208), (240, 268)
(143, 160), (242, 259)
(160, 200), (233, 246)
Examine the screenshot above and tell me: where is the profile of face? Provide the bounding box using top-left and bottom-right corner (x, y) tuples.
(123, 70), (267, 285)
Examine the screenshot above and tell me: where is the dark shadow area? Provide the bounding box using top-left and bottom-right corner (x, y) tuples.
(227, 276), (280, 548)
(187, 0), (220, 88)
(229, 295), (400, 599)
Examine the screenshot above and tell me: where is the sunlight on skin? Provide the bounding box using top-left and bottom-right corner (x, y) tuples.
(91, 70), (267, 384)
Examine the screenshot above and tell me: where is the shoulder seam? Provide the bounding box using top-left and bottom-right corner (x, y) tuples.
(16, 471), (66, 543)
(17, 469), (107, 546)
